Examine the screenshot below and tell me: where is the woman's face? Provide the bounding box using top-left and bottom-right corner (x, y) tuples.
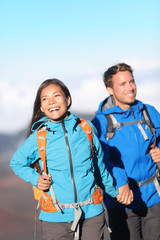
(40, 84), (70, 121)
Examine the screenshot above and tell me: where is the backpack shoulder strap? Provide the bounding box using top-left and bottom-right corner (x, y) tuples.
(142, 105), (160, 170)
(105, 114), (120, 140)
(142, 104), (156, 144)
(105, 114), (146, 141)
(78, 119), (94, 159)
(37, 127), (47, 174)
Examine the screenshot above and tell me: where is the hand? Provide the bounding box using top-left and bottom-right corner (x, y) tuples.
(38, 173), (52, 190)
(150, 146), (160, 163)
(116, 184), (133, 205)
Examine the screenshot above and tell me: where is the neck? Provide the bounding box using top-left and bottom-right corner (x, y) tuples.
(51, 111), (70, 122)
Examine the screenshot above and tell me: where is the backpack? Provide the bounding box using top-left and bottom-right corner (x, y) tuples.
(32, 118), (102, 213)
(105, 104), (156, 143)
(104, 104), (160, 195)
(32, 118), (103, 240)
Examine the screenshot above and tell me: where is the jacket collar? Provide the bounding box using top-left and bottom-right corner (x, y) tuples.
(31, 112), (79, 132)
(97, 95), (144, 116)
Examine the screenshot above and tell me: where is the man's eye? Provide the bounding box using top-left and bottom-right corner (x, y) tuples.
(130, 79), (135, 84)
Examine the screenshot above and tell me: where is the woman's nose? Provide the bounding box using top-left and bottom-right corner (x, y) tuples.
(49, 97), (55, 104)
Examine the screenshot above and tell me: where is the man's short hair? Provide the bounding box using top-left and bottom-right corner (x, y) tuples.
(103, 63), (133, 88)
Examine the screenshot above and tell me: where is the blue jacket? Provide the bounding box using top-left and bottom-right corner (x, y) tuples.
(92, 96), (160, 209)
(10, 112), (118, 222)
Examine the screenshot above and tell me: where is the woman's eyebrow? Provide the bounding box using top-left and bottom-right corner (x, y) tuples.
(41, 91), (62, 98)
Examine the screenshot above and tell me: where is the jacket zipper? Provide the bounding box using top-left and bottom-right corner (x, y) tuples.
(61, 120), (77, 203)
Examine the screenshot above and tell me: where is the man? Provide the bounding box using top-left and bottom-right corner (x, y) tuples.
(92, 63), (160, 240)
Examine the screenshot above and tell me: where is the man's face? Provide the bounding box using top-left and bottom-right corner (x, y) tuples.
(107, 70), (137, 110)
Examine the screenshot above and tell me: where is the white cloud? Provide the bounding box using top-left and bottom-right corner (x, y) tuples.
(123, 58), (160, 71)
(71, 77), (160, 115)
(0, 78), (107, 133)
(0, 74), (160, 134)
(0, 81), (33, 107)
(70, 78), (108, 114)
(0, 80), (37, 133)
(137, 79), (160, 112)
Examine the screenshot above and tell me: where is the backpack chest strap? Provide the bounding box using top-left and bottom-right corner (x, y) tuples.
(129, 169), (160, 196)
(106, 114), (149, 141)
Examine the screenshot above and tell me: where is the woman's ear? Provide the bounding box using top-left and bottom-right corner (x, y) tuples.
(40, 106), (44, 112)
(67, 96), (71, 107)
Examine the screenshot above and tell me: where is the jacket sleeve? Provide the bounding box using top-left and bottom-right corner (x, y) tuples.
(92, 115), (128, 188)
(9, 132), (41, 186)
(88, 121), (119, 198)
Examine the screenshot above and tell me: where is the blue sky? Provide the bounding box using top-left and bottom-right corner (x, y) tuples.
(0, 0), (160, 133)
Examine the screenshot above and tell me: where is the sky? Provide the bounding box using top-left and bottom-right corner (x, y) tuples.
(0, 0), (160, 134)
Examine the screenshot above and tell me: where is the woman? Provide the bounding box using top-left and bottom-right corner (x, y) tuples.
(10, 79), (119, 240)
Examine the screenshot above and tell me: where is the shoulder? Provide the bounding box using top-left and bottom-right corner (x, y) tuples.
(84, 120), (98, 135)
(91, 114), (108, 140)
(92, 113), (108, 132)
(77, 119), (98, 136)
(144, 103), (159, 113)
(10, 130), (39, 166)
(144, 103), (160, 118)
(143, 103), (160, 127)
(19, 130), (38, 152)
(135, 100), (159, 120)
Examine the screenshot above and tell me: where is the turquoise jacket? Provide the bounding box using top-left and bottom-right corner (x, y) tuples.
(10, 112), (118, 222)
(92, 96), (160, 210)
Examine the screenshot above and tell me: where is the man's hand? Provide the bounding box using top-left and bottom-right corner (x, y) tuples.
(116, 184), (133, 205)
(38, 173), (52, 190)
(150, 146), (160, 163)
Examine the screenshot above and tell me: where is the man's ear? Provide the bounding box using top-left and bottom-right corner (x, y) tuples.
(106, 87), (113, 95)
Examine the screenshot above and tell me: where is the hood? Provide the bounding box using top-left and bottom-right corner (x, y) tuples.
(97, 95), (144, 116)
(31, 112), (80, 132)
(31, 116), (51, 132)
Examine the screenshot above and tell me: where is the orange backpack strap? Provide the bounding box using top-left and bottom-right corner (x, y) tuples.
(78, 119), (94, 159)
(37, 127), (47, 174)
(36, 127), (61, 212)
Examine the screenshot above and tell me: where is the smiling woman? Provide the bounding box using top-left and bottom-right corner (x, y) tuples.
(9, 78), (120, 240)
(27, 79), (72, 136)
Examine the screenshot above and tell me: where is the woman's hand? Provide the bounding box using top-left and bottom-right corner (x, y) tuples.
(116, 184), (133, 205)
(37, 173), (52, 190)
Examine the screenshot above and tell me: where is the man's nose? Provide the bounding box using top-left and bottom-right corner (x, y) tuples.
(128, 83), (134, 90)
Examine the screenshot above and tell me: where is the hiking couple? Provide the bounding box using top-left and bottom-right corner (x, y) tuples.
(10, 63), (160, 240)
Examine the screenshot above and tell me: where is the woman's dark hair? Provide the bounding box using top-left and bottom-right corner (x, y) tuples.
(27, 79), (72, 136)
(103, 63), (133, 88)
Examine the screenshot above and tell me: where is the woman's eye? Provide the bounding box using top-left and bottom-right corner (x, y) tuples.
(55, 94), (61, 97)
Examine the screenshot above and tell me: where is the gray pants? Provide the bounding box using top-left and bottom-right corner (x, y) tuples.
(107, 202), (160, 240)
(41, 211), (105, 240)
